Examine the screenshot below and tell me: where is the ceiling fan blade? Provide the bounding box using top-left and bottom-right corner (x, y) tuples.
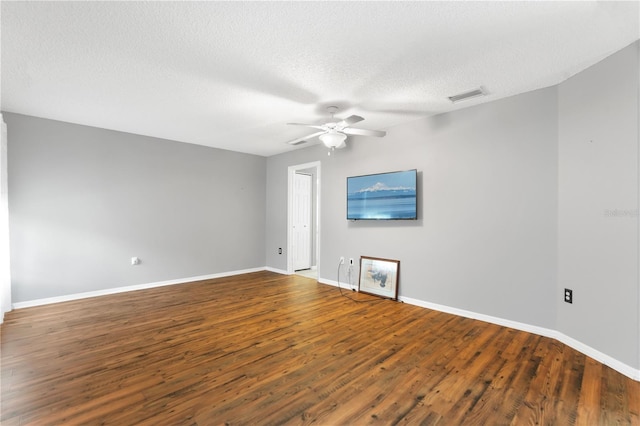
(343, 128), (387, 137)
(338, 115), (364, 127)
(286, 131), (326, 145)
(287, 123), (325, 130)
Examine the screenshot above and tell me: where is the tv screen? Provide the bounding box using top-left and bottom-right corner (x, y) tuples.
(347, 169), (417, 220)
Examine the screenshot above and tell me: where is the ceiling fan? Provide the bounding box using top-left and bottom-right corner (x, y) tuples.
(286, 106), (386, 152)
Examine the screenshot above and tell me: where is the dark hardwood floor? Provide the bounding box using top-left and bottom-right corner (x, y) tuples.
(1, 271), (638, 425)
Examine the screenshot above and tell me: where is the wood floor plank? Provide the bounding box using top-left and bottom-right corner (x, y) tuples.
(576, 357), (605, 426)
(1, 271), (638, 425)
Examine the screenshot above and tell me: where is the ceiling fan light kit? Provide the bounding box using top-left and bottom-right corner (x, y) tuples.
(319, 130), (347, 148)
(286, 106), (386, 153)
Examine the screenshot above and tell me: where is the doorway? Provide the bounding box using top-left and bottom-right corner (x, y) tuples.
(292, 172), (312, 271)
(287, 161), (320, 279)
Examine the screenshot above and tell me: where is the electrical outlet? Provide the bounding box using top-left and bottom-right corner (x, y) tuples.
(339, 257), (345, 265)
(278, 247), (282, 255)
(564, 288), (573, 304)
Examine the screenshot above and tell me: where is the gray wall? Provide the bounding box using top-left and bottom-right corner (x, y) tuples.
(558, 42), (639, 368)
(6, 41), (638, 372)
(266, 41), (640, 371)
(267, 87), (559, 329)
(6, 113), (266, 302)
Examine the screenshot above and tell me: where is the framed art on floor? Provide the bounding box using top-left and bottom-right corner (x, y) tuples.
(358, 256), (399, 300)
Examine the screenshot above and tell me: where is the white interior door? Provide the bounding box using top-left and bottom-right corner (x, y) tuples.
(292, 173), (312, 271)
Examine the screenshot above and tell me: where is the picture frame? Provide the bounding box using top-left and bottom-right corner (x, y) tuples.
(358, 256), (399, 300)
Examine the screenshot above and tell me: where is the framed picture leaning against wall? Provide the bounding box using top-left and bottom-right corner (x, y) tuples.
(358, 256), (399, 300)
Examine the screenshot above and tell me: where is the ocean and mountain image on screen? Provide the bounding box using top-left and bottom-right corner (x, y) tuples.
(347, 170), (417, 220)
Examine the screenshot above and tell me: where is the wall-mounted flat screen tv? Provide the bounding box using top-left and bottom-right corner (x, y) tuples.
(347, 169), (417, 220)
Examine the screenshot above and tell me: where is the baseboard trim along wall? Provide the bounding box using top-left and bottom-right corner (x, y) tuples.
(11, 272), (640, 382)
(265, 266), (289, 275)
(398, 295), (640, 382)
(319, 277), (640, 382)
(12, 267), (266, 310)
(319, 276), (357, 291)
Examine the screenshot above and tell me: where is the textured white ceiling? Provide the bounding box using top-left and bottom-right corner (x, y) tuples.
(2, 1), (638, 156)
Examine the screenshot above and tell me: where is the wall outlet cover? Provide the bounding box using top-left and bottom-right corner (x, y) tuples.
(564, 288), (573, 304)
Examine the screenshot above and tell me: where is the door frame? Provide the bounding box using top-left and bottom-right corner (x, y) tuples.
(287, 161), (321, 275)
(292, 172), (312, 271)
(0, 113), (11, 322)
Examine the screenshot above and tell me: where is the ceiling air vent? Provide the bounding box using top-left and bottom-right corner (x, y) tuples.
(448, 87), (486, 103)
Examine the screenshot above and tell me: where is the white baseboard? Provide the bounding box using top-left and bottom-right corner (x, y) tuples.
(399, 295), (640, 382)
(11, 271), (640, 382)
(265, 266), (318, 275)
(12, 267), (266, 309)
(319, 277), (357, 291)
(265, 266), (289, 275)
(552, 332), (640, 382)
(318, 277), (337, 287)
(398, 296), (557, 339)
